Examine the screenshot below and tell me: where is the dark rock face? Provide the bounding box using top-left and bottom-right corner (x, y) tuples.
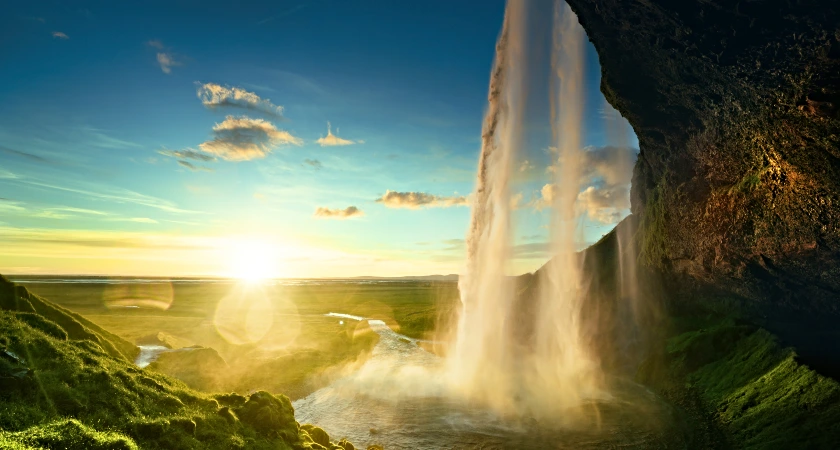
(564, 0), (840, 341)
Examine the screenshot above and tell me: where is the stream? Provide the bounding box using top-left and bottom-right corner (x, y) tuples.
(293, 314), (681, 449)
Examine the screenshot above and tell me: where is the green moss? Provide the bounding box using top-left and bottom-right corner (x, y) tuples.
(639, 314), (840, 449)
(13, 313), (68, 341)
(0, 277), (359, 450)
(0, 419), (139, 450)
(301, 424), (331, 447)
(638, 176), (669, 267)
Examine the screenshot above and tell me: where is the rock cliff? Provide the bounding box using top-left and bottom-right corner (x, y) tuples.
(565, 0), (840, 366)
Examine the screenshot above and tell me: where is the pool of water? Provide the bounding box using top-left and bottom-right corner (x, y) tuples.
(294, 315), (680, 449)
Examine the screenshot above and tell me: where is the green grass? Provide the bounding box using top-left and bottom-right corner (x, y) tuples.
(14, 278), (456, 399)
(0, 275), (364, 450)
(638, 314), (840, 449)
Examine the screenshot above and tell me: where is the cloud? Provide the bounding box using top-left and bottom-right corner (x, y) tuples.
(156, 53), (180, 74)
(198, 115), (302, 161)
(196, 83), (284, 117)
(577, 185), (630, 224)
(12, 176), (196, 214)
(376, 190), (468, 209)
(258, 4), (307, 25)
(519, 160), (535, 173)
(158, 148), (216, 162)
(52, 31), (69, 39)
(0, 146), (51, 164)
(530, 184), (558, 210)
(547, 146), (636, 184)
(147, 41), (181, 74)
(540, 145), (636, 225)
(316, 122), (358, 147)
(177, 160), (214, 172)
(303, 159), (322, 169)
(313, 206), (364, 220)
(108, 217), (158, 224)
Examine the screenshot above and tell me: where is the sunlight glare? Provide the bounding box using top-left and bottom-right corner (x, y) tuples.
(226, 237), (278, 281)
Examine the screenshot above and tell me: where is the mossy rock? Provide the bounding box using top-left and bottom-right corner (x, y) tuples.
(301, 424), (331, 447)
(235, 391), (298, 441)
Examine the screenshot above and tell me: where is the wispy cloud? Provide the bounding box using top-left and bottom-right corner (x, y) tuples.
(196, 83), (284, 117)
(198, 115), (301, 161)
(0, 146), (52, 164)
(376, 190), (468, 209)
(0, 199), (160, 223)
(78, 126), (143, 149)
(52, 31), (69, 39)
(315, 122), (359, 147)
(177, 160), (214, 172)
(156, 53), (180, 74)
(3, 175), (196, 214)
(158, 148), (216, 162)
(303, 159), (322, 169)
(258, 4), (308, 25)
(0, 226), (203, 251)
(313, 206), (363, 220)
(147, 40), (182, 74)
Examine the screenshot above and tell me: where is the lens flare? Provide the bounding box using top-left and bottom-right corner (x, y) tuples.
(213, 283), (275, 345)
(102, 281), (174, 310)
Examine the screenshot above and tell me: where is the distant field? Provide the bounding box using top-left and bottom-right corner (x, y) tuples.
(13, 278), (459, 399)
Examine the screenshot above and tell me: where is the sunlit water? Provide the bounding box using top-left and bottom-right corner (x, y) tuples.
(293, 315), (678, 449)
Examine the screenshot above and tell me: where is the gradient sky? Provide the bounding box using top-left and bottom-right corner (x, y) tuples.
(0, 0), (637, 278)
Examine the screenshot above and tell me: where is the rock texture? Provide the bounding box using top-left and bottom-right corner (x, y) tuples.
(564, 0), (840, 352)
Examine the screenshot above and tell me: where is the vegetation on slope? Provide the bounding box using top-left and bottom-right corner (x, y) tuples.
(637, 313), (840, 449)
(0, 275), (359, 450)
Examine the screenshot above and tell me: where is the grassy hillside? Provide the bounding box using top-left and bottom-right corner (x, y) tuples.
(0, 275), (359, 450)
(637, 313), (840, 449)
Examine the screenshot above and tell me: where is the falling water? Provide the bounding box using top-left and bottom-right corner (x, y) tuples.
(447, 0), (527, 414)
(448, 0), (605, 419)
(294, 3), (675, 444)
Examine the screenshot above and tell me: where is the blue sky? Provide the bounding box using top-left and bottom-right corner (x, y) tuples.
(0, 0), (637, 277)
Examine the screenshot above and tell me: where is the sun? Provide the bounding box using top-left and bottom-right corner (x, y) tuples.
(226, 238), (277, 281)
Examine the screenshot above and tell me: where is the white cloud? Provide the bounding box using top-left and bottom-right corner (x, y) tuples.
(198, 115), (302, 161)
(52, 31), (69, 40)
(313, 206), (364, 220)
(316, 122), (358, 147)
(540, 145), (636, 225)
(196, 83), (284, 117)
(577, 185), (630, 224)
(376, 190), (468, 209)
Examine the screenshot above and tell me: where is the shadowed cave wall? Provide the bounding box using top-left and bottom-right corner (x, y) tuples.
(561, 0), (840, 372)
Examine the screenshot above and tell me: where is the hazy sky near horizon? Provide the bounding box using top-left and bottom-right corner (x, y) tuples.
(0, 0), (638, 278)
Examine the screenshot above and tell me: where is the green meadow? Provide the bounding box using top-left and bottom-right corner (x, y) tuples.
(15, 278), (459, 399)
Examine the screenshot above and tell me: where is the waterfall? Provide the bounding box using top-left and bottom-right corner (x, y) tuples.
(448, 0), (607, 420)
